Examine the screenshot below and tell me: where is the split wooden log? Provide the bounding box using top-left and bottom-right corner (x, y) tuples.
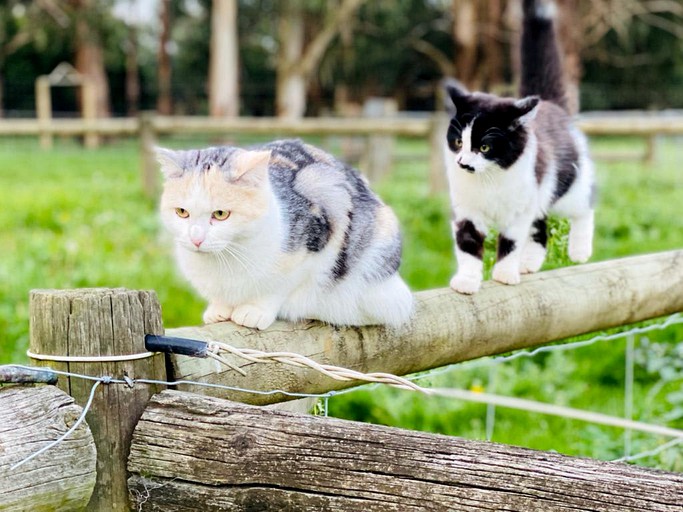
(128, 390), (683, 512)
(0, 385), (96, 511)
(167, 250), (683, 405)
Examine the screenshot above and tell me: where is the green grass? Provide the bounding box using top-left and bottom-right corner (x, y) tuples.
(0, 134), (681, 470)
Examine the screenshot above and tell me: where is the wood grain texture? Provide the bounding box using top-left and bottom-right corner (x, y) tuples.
(29, 288), (167, 512)
(128, 390), (683, 512)
(0, 385), (96, 511)
(168, 250), (683, 405)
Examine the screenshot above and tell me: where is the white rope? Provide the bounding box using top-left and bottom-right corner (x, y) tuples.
(27, 349), (156, 363)
(209, 340), (427, 392)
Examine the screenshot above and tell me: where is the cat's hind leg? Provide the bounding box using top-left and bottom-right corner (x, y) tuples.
(520, 217), (548, 274)
(359, 273), (414, 328)
(568, 209), (594, 263)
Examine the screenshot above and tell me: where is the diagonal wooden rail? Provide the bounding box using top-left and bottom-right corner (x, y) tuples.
(168, 250), (683, 405)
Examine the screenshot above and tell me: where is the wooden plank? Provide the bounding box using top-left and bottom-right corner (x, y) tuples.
(128, 390), (683, 512)
(28, 288), (167, 512)
(167, 250), (683, 405)
(151, 115), (432, 137)
(0, 385), (96, 511)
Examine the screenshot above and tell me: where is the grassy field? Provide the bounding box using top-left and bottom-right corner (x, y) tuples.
(0, 134), (681, 470)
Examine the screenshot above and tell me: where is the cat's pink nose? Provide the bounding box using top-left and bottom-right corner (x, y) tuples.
(190, 225), (205, 247)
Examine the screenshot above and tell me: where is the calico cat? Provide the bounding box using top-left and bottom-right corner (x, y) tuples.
(157, 139), (413, 330)
(444, 0), (595, 294)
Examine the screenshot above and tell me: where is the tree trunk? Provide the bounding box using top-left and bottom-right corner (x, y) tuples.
(557, 0), (581, 113)
(452, 0), (479, 90)
(72, 0), (110, 118)
(209, 0), (240, 117)
(157, 0), (172, 115)
(125, 24), (140, 117)
(276, 0), (365, 119)
(480, 0), (505, 92)
(276, 2), (306, 119)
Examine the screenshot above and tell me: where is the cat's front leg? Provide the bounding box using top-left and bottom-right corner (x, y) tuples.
(492, 217), (534, 285)
(450, 218), (487, 294)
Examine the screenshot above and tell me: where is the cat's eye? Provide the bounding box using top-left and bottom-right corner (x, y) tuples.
(455, 138), (463, 149)
(480, 144), (491, 153)
(175, 207), (189, 218)
(212, 210), (230, 221)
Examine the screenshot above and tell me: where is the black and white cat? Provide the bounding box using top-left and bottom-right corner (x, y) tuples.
(444, 0), (595, 294)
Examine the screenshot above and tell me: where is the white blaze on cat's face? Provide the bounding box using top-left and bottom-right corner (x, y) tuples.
(159, 151), (271, 253)
(454, 122), (500, 175)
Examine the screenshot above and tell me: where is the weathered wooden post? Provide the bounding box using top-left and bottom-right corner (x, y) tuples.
(429, 111), (449, 194)
(360, 97), (397, 182)
(0, 384), (97, 511)
(35, 75), (52, 150)
(139, 112), (159, 198)
(28, 288), (166, 512)
(81, 79), (99, 149)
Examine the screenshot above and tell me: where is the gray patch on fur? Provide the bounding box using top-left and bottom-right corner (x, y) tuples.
(262, 140), (398, 284)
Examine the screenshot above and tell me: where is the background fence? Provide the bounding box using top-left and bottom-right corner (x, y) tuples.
(1, 109), (682, 196)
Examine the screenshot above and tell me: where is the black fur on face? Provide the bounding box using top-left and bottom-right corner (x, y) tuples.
(446, 86), (538, 171)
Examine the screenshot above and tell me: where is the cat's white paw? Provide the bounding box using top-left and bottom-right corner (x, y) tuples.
(231, 304), (277, 330)
(492, 264), (521, 285)
(568, 240), (592, 263)
(203, 303), (233, 324)
(520, 244), (546, 274)
(450, 274), (481, 295)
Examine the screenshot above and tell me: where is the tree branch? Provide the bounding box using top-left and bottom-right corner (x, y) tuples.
(299, 0), (366, 78)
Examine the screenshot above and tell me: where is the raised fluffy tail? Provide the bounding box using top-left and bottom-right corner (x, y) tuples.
(520, 0), (568, 111)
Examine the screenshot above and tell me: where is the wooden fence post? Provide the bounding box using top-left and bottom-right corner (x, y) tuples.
(35, 76), (52, 150)
(360, 97), (397, 182)
(81, 79), (100, 149)
(28, 288), (166, 512)
(139, 112), (159, 198)
(429, 111), (449, 194)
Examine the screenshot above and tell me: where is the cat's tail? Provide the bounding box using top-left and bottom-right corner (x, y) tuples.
(520, 0), (568, 112)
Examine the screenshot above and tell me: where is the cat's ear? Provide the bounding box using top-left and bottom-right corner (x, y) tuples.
(231, 150), (271, 186)
(510, 96), (540, 128)
(443, 78), (470, 114)
(155, 147), (186, 179)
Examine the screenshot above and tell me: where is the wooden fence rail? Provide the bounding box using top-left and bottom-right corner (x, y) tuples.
(0, 384), (96, 511)
(168, 250), (683, 405)
(128, 390), (683, 512)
